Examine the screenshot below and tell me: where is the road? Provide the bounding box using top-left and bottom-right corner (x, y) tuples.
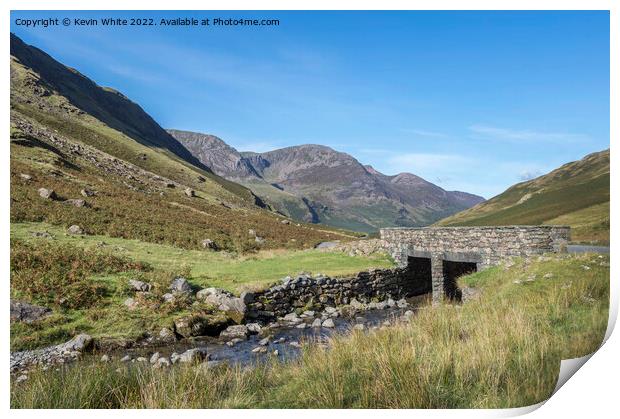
(566, 245), (610, 254)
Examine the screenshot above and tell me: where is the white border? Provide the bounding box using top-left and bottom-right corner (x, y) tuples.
(2, 1), (616, 418)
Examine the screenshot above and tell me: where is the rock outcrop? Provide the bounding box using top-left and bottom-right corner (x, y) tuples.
(10, 300), (52, 323)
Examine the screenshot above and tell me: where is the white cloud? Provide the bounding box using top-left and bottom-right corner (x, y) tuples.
(469, 124), (588, 143)
(401, 129), (449, 138)
(518, 169), (544, 181)
(105, 64), (163, 84)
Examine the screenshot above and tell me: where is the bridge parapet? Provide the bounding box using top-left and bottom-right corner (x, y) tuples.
(380, 226), (571, 304)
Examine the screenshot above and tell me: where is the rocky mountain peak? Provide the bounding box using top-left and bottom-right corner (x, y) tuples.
(169, 129), (486, 232)
(168, 129), (261, 180)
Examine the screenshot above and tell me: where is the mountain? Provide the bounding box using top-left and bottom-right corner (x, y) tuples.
(10, 34), (352, 251)
(166, 129), (261, 181)
(437, 149), (610, 244)
(169, 130), (485, 232)
(10, 34), (204, 168)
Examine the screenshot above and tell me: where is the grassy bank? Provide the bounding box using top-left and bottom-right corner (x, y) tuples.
(11, 222), (393, 292)
(11, 252), (609, 408)
(10, 222), (394, 351)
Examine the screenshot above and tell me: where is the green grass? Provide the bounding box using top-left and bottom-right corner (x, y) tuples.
(241, 181), (317, 222)
(10, 222), (394, 351)
(11, 252), (609, 408)
(11, 222), (393, 293)
(546, 202), (610, 245)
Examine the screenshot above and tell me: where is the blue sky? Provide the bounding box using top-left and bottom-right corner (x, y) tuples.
(11, 10), (609, 198)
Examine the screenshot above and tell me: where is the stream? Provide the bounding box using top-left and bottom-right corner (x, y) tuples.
(117, 296), (429, 368)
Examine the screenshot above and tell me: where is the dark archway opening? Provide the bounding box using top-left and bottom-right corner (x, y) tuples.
(442, 260), (477, 301)
(405, 256), (433, 296)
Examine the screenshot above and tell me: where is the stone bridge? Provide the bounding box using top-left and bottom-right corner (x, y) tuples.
(380, 226), (571, 304)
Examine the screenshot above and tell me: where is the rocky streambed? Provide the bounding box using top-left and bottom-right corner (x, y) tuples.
(11, 294), (430, 379)
(113, 295), (427, 368)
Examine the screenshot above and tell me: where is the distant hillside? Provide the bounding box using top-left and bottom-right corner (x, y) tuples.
(170, 130), (485, 232)
(10, 34), (206, 168)
(10, 34), (353, 251)
(437, 149), (610, 244)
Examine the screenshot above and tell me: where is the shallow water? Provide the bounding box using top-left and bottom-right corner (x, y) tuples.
(121, 298), (427, 368)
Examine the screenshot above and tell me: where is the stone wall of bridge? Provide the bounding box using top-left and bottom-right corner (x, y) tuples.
(380, 226), (571, 303)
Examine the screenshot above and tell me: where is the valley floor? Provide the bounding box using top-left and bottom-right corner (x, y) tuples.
(11, 250), (609, 408)
(10, 222), (393, 351)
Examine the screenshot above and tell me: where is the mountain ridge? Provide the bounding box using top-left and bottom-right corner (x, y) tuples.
(169, 129), (485, 232)
(436, 149), (610, 244)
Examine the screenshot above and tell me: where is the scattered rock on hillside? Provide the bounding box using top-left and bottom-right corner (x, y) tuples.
(169, 277), (192, 294)
(67, 224), (84, 235)
(10, 300), (52, 323)
(248, 229), (256, 236)
(184, 188), (195, 198)
(128, 279), (151, 292)
(38, 187), (57, 200)
(124, 298), (139, 310)
(201, 239), (218, 250)
(64, 198), (87, 208)
(80, 188), (96, 197)
(280, 219), (290, 225)
(255, 236), (266, 244)
(20, 173), (32, 181)
(197, 175), (206, 182)
(31, 231), (53, 239)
